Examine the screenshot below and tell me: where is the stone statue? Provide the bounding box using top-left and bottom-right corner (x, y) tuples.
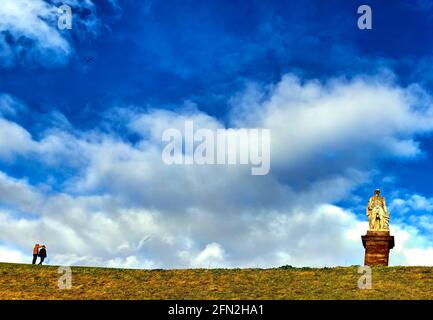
(366, 189), (390, 231)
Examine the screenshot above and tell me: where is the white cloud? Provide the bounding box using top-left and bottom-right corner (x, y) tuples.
(232, 76), (433, 176)
(391, 194), (433, 213)
(0, 0), (102, 67)
(387, 223), (433, 266)
(0, 118), (35, 159)
(0, 172), (44, 213)
(0, 245), (27, 264)
(402, 248), (433, 265)
(179, 242), (228, 268)
(1, 74), (433, 267)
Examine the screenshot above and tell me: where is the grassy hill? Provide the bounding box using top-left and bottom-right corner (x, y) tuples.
(1, 262), (433, 299)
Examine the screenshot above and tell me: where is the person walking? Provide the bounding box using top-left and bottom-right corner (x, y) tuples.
(32, 244), (40, 264)
(38, 245), (47, 265)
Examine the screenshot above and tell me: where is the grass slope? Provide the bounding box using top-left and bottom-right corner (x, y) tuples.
(1, 263), (433, 299)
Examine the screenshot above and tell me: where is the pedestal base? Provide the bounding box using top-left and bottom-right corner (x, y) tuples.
(361, 231), (394, 266)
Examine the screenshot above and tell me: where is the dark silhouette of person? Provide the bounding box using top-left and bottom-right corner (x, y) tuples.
(38, 245), (47, 265)
(32, 244), (40, 264)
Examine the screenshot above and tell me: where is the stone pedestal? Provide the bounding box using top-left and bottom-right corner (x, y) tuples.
(361, 231), (394, 266)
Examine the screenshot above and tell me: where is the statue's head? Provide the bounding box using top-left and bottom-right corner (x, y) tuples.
(374, 189), (380, 195)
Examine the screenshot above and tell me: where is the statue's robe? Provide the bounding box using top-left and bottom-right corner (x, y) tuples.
(366, 195), (390, 230)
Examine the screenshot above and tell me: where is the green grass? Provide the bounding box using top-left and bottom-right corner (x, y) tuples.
(1, 262), (433, 299)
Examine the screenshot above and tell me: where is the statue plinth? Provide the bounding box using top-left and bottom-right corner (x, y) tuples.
(361, 230), (394, 266)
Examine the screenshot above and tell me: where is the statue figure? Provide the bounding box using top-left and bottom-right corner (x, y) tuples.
(366, 189), (390, 231)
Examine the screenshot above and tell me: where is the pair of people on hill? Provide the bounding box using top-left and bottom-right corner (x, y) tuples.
(32, 244), (47, 265)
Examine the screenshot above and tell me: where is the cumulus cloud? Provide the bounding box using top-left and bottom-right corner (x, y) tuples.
(1, 73), (433, 267)
(0, 172), (44, 213)
(0, 245), (27, 264)
(0, 118), (35, 159)
(391, 194), (433, 213)
(0, 0), (103, 67)
(179, 242), (228, 268)
(231, 75), (433, 180)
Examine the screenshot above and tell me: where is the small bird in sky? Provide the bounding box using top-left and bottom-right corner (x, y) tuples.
(86, 57), (93, 63)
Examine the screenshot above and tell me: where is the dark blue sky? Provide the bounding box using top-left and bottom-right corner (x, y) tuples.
(4, 0), (433, 122)
(3, 0), (433, 208)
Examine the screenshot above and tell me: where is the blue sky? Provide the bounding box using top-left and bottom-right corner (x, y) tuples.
(2, 0), (433, 267)
(6, 0), (432, 118)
